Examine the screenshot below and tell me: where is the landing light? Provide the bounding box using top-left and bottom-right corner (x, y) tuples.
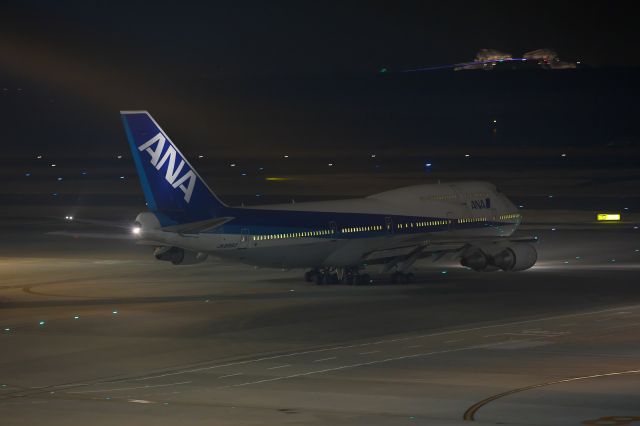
(132, 226), (141, 235)
(597, 213), (621, 222)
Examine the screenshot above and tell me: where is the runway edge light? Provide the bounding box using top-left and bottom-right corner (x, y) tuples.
(597, 213), (621, 221)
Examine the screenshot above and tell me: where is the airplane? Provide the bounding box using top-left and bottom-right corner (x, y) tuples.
(121, 111), (538, 285)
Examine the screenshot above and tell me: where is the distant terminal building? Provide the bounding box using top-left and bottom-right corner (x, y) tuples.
(454, 49), (513, 70)
(455, 48), (577, 71)
(522, 48), (576, 69)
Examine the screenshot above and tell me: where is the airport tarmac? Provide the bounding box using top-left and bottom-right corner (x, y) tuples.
(1, 224), (640, 425)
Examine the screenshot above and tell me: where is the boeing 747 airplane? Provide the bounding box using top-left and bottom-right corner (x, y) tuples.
(122, 111), (537, 284)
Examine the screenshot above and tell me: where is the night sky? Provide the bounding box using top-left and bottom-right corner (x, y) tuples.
(1, 1), (639, 215)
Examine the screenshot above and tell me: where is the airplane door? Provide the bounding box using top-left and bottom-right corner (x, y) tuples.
(239, 228), (250, 249)
(446, 211), (455, 232)
(385, 216), (394, 235)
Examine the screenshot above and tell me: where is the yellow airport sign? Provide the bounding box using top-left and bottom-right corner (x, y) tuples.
(597, 213), (621, 221)
(265, 177), (291, 181)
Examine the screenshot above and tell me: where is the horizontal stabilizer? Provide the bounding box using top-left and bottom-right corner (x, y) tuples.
(161, 217), (234, 235)
(46, 231), (134, 240)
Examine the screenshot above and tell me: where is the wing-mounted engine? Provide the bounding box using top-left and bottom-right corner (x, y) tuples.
(460, 242), (537, 272)
(154, 246), (208, 265)
(460, 247), (499, 272)
(491, 243), (537, 271)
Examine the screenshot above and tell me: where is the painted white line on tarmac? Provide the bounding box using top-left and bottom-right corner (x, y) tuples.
(225, 346), (484, 389)
(68, 381), (191, 394)
(313, 357), (337, 363)
(358, 350), (381, 355)
(128, 399), (155, 404)
(218, 373), (243, 379)
(115, 304), (640, 383)
(266, 364), (291, 370)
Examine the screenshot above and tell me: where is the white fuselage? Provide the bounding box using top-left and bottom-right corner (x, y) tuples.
(137, 181), (521, 269)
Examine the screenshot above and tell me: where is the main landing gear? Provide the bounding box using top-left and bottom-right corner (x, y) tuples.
(305, 268), (371, 285)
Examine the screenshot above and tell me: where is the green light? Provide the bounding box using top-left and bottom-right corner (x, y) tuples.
(379, 67), (388, 73)
(39, 320), (46, 326)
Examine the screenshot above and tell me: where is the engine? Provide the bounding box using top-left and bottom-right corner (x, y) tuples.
(154, 246), (208, 265)
(460, 243), (537, 272)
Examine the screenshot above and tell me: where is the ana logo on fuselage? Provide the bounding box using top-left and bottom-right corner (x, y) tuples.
(471, 198), (491, 209)
(138, 133), (196, 203)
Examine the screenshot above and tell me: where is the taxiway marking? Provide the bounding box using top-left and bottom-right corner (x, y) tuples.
(266, 364), (291, 370)
(218, 373), (243, 379)
(464, 369), (640, 421)
(313, 357), (337, 363)
(68, 381), (191, 394)
(61, 304), (640, 392)
(225, 345), (497, 389)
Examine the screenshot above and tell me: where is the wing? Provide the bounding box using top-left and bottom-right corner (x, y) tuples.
(361, 235), (538, 267)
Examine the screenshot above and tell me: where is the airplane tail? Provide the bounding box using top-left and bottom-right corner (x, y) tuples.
(120, 111), (226, 225)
